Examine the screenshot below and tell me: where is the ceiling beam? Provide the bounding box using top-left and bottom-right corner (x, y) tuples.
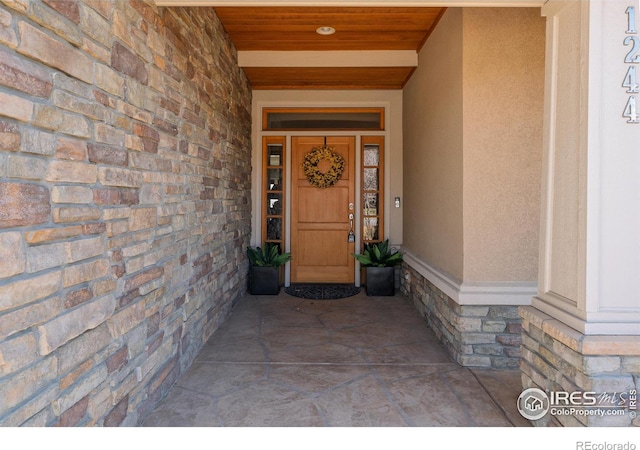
(155, 0), (545, 7)
(238, 51), (418, 68)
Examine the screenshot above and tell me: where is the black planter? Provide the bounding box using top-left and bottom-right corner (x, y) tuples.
(365, 266), (395, 296)
(249, 266), (280, 295)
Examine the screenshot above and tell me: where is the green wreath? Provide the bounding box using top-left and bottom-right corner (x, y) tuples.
(302, 146), (345, 188)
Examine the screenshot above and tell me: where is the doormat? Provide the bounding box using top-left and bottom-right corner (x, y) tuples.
(284, 284), (361, 300)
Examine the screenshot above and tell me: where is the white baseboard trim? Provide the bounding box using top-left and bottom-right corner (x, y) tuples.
(402, 249), (536, 306)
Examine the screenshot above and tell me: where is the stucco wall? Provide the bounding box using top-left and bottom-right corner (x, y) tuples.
(0, 1), (251, 426)
(403, 7), (544, 284)
(462, 8), (545, 282)
(403, 8), (465, 281)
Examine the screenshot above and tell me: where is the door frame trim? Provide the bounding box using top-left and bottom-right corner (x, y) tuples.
(259, 130), (388, 287)
(252, 99), (397, 287)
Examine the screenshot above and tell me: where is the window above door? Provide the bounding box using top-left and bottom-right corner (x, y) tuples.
(263, 108), (385, 131)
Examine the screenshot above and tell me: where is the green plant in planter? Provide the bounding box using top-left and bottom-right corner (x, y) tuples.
(352, 239), (403, 268)
(352, 240), (402, 296)
(247, 243), (291, 267)
(247, 243), (291, 295)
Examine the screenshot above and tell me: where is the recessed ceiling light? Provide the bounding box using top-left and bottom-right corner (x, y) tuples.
(316, 26), (336, 36)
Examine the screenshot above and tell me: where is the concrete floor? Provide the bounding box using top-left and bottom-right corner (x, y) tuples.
(142, 290), (531, 427)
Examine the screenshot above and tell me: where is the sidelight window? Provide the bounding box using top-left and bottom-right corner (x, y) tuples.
(262, 136), (286, 252)
(361, 136), (384, 249)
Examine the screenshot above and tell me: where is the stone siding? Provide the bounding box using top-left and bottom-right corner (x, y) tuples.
(0, 1), (251, 426)
(401, 263), (522, 369)
(520, 306), (640, 427)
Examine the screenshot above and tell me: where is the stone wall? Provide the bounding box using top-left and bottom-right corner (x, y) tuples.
(0, 1), (252, 426)
(520, 306), (640, 427)
(401, 263), (522, 369)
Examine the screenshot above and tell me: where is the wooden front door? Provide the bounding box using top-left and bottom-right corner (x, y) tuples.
(291, 136), (356, 283)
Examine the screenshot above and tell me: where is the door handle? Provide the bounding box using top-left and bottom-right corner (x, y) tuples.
(348, 213), (355, 242)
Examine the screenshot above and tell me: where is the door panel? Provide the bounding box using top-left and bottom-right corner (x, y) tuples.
(291, 136), (356, 284)
(297, 230), (351, 266)
(298, 186), (348, 223)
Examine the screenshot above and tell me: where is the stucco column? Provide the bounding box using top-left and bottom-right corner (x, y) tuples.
(520, 0), (640, 427)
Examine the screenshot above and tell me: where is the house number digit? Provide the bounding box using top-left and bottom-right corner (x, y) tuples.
(624, 36), (640, 63)
(627, 6), (637, 34)
(623, 66), (640, 92)
(623, 96), (639, 123)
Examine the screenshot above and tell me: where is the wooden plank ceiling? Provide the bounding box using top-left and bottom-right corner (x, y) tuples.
(214, 7), (446, 90)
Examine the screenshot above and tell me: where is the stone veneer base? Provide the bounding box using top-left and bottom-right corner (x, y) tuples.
(400, 263), (522, 369)
(519, 305), (640, 427)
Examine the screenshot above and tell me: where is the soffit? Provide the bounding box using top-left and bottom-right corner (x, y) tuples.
(212, 6), (446, 90)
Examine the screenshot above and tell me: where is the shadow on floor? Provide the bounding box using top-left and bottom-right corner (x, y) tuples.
(142, 290), (531, 427)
